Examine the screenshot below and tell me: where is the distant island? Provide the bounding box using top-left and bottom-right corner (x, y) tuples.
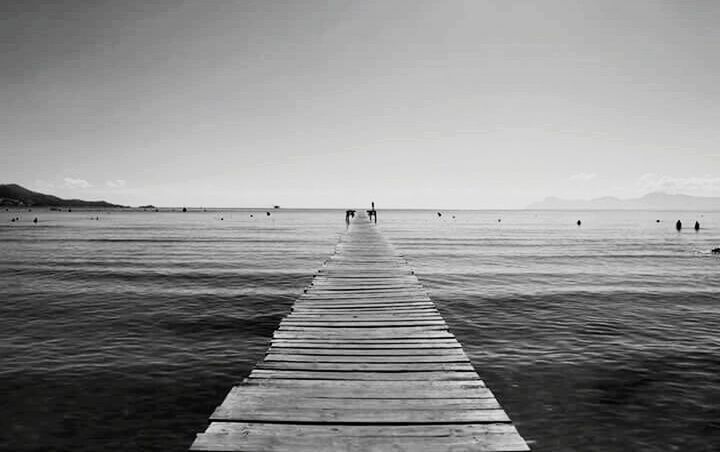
(0, 183), (125, 208)
(528, 192), (720, 211)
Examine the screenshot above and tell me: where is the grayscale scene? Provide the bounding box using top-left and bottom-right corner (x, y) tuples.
(2, 1), (719, 451)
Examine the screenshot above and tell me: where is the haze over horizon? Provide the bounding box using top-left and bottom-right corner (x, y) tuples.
(2, 1), (719, 208)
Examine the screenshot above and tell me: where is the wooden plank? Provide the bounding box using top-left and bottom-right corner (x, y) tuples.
(216, 396), (501, 410)
(248, 369), (481, 381)
(257, 361), (475, 372)
(275, 326), (449, 333)
(226, 382), (494, 398)
(270, 341), (464, 349)
(211, 407), (510, 424)
(269, 337), (462, 344)
(279, 321), (447, 328)
(272, 331), (456, 340)
(266, 348), (467, 356)
(192, 422), (530, 452)
(264, 354), (470, 364)
(287, 311), (442, 317)
(240, 379), (489, 393)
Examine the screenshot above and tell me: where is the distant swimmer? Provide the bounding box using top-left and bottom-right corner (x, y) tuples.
(250, 214), (254, 218)
(266, 212), (270, 216)
(220, 218), (224, 221)
(437, 212), (442, 217)
(577, 220), (582, 226)
(656, 219), (661, 223)
(182, 207), (187, 212)
(498, 218), (501, 223)
(33, 217), (38, 224)
(676, 220), (682, 231)
(695, 221), (700, 231)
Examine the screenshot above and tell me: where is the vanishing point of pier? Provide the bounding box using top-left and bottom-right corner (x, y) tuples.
(190, 214), (530, 451)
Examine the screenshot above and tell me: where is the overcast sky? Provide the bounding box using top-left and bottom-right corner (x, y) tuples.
(2, 0), (719, 208)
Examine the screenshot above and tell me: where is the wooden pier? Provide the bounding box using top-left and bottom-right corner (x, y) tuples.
(190, 215), (530, 451)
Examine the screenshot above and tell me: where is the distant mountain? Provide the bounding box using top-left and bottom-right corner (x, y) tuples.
(0, 183), (125, 208)
(528, 192), (720, 211)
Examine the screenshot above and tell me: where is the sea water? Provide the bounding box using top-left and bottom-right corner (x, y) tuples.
(1, 209), (718, 451)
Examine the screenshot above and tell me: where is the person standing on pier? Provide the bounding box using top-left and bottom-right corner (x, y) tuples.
(368, 201), (377, 223)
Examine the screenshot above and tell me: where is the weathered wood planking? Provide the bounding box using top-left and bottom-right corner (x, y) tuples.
(190, 215), (530, 451)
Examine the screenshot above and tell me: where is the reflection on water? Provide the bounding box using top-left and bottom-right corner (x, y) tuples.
(1, 209), (718, 451)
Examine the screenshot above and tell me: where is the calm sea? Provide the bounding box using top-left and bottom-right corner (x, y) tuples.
(1, 208), (718, 451)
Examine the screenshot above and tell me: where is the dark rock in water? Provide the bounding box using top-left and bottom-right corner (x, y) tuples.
(712, 248), (720, 254)
(676, 220), (682, 231)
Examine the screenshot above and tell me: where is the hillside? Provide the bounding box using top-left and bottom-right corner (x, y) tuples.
(528, 192), (720, 211)
(0, 184), (125, 208)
